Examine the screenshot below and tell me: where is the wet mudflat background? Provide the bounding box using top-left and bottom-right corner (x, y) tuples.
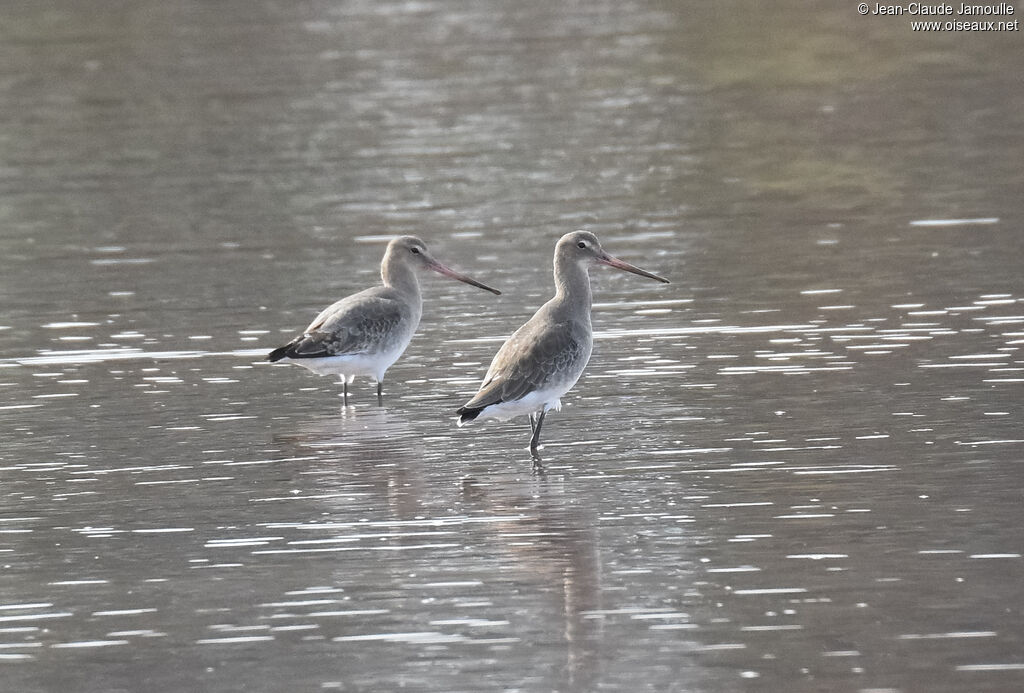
(1, 1), (1023, 691)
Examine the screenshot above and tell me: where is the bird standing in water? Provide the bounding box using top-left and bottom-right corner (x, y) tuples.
(456, 230), (669, 458)
(268, 236), (500, 403)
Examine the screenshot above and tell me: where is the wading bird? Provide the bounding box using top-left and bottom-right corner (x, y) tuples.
(456, 230), (669, 458)
(269, 236), (500, 403)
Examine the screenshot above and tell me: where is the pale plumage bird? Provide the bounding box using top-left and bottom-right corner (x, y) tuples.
(268, 236), (500, 402)
(456, 230), (669, 455)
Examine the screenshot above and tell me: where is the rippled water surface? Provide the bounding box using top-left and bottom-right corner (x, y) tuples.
(2, 1), (1023, 692)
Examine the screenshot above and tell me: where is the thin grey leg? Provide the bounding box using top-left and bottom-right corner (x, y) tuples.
(529, 410), (546, 453)
(376, 380), (383, 406)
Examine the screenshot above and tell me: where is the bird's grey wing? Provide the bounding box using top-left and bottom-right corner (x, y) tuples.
(462, 321), (588, 409)
(286, 294), (405, 359)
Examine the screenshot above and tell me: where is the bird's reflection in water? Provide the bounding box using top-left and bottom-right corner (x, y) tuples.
(460, 474), (604, 692)
(531, 448), (545, 473)
(270, 404), (428, 520)
(270, 411), (605, 690)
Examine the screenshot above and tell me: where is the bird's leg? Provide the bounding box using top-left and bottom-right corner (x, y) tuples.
(529, 412), (545, 472)
(529, 410), (546, 453)
(342, 379), (349, 406)
(376, 380), (383, 407)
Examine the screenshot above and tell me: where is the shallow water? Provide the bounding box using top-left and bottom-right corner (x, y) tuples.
(1, 1), (1023, 692)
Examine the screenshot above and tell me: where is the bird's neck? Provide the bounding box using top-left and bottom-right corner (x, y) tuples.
(552, 255), (592, 320)
(381, 254), (421, 300)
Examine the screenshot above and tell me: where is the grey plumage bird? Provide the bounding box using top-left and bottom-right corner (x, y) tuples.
(457, 230), (669, 454)
(269, 236), (500, 402)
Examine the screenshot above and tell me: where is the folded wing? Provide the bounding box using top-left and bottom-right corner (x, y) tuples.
(457, 320), (587, 418)
(269, 292), (405, 361)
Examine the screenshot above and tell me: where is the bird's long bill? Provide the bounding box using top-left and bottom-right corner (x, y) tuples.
(428, 261), (502, 295)
(598, 253), (670, 283)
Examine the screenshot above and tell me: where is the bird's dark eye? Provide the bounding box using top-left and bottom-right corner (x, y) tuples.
(577, 241), (586, 249)
(410, 247), (420, 255)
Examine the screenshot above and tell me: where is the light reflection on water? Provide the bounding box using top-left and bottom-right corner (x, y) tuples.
(2, 259), (1023, 689)
(1, 0), (1023, 691)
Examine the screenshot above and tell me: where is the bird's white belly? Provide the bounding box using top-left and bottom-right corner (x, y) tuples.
(288, 346), (405, 382)
(473, 383), (573, 422)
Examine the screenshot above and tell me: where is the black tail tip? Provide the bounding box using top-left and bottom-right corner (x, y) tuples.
(456, 406), (481, 424)
(267, 345), (290, 362)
